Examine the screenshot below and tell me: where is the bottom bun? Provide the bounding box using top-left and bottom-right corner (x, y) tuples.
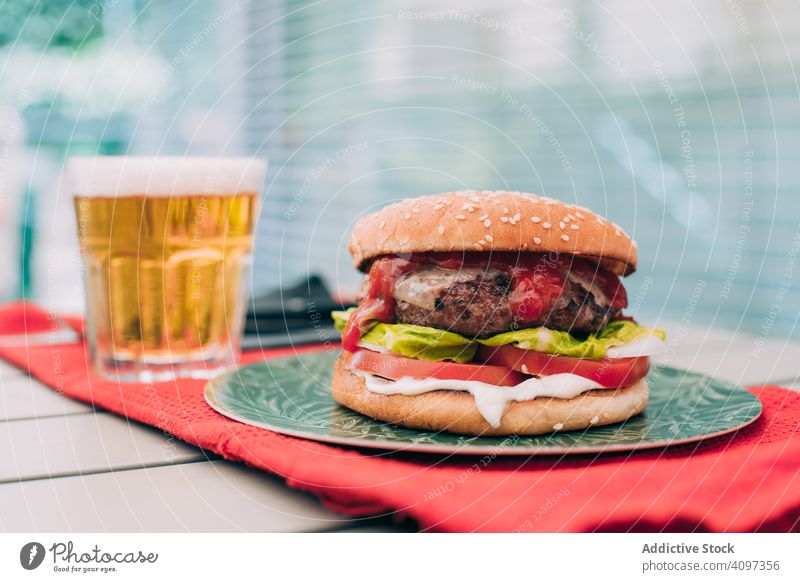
(331, 357), (648, 436)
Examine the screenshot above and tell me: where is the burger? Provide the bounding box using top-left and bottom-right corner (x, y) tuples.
(331, 191), (665, 436)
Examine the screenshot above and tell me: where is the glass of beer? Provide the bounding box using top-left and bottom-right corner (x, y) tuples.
(68, 156), (266, 382)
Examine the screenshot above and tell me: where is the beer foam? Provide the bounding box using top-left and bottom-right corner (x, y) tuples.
(67, 156), (267, 197)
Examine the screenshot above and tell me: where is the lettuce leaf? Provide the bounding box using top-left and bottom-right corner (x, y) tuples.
(332, 309), (354, 333)
(478, 320), (666, 358)
(332, 309), (475, 362)
(332, 309), (665, 362)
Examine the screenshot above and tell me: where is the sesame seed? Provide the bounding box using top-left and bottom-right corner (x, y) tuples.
(589, 416), (599, 424)
(570, 224), (579, 230)
(467, 207), (475, 212)
(561, 234), (570, 241)
(521, 364), (530, 374)
(531, 216), (541, 223)
(533, 236), (542, 244)
(500, 216), (509, 223)
(403, 213), (411, 220)
(478, 214), (488, 221)
(485, 234), (493, 242)
(503, 208), (509, 214)
(434, 203), (444, 210)
(576, 212), (585, 219)
(438, 225), (445, 234)
(455, 214), (466, 220)
(484, 219), (492, 227)
(553, 423), (564, 431)
(559, 221), (566, 229)
(513, 213), (521, 222)
(563, 216), (570, 222)
(412, 207), (420, 213)
(543, 222), (551, 229)
(473, 243), (483, 250)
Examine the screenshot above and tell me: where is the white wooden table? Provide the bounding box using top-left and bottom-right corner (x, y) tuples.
(1, 323), (798, 532)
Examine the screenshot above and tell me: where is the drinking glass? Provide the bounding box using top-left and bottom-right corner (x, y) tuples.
(69, 156), (266, 382)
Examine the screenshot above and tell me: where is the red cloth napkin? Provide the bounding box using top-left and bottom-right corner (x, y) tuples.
(0, 302), (56, 335)
(1, 302), (799, 532)
(0, 302), (84, 337)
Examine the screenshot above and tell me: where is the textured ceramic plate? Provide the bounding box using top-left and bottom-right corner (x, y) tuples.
(205, 350), (762, 455)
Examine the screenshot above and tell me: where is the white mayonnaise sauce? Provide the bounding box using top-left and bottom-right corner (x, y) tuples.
(353, 370), (602, 428)
(605, 334), (667, 358)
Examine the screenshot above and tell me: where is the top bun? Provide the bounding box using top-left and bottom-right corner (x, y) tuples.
(349, 191), (637, 276)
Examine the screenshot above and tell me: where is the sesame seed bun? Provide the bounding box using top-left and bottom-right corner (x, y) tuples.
(349, 190), (637, 276)
(332, 358), (648, 436)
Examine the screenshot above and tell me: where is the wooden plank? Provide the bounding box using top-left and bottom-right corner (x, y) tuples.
(656, 322), (739, 354)
(654, 335), (800, 387)
(0, 359), (25, 379)
(0, 372), (91, 421)
(0, 460), (351, 533)
(773, 378), (800, 391)
(618, 322), (800, 386)
(0, 413), (206, 483)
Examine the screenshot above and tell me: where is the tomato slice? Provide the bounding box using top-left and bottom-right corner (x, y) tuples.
(343, 349), (527, 386)
(477, 345), (648, 388)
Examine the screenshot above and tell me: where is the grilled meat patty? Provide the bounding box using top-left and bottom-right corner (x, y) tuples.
(356, 264), (620, 337)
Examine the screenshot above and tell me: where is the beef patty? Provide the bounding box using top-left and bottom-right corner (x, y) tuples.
(357, 264), (620, 337)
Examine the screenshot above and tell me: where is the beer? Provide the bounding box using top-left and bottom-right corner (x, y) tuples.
(69, 157), (266, 381)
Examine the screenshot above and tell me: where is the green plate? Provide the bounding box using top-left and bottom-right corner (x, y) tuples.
(204, 350), (762, 455)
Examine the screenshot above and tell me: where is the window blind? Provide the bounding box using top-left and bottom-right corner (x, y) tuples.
(240, 0), (800, 340)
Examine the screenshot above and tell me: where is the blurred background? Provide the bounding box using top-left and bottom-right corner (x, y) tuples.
(1, 0), (798, 342)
